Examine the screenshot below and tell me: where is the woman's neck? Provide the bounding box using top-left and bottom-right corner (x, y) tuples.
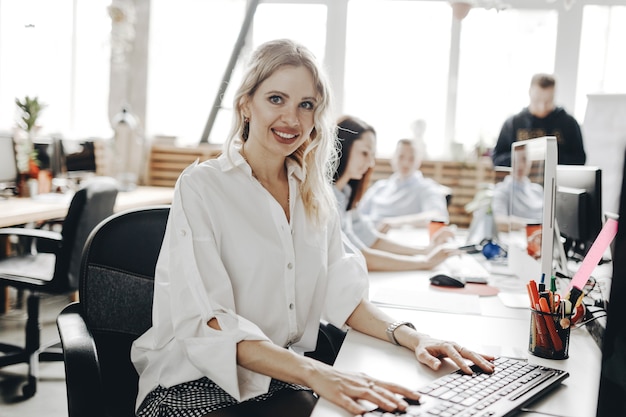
(241, 141), (286, 184)
(334, 174), (350, 191)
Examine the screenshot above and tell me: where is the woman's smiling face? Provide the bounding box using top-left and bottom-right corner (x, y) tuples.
(243, 65), (318, 157)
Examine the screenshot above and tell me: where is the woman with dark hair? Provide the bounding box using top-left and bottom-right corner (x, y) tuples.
(131, 40), (493, 417)
(334, 115), (457, 271)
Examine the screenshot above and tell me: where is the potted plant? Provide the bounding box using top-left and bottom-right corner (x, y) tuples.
(15, 96), (47, 195)
(15, 95), (46, 135)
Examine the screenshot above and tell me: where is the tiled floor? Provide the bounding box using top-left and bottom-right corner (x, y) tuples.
(0, 292), (70, 417)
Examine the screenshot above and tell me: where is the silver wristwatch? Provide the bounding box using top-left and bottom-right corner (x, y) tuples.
(386, 321), (416, 345)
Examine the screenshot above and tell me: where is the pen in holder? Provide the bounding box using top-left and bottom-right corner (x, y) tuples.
(528, 307), (573, 360)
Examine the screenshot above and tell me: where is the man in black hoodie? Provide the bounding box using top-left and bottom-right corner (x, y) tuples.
(491, 73), (586, 167)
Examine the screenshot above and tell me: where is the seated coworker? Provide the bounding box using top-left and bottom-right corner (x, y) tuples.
(333, 116), (458, 272)
(359, 138), (450, 231)
(130, 39), (494, 417)
(492, 144), (543, 230)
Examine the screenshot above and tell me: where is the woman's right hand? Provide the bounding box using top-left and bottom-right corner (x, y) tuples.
(307, 364), (421, 415)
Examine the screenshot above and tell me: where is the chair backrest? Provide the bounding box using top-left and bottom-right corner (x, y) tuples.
(79, 205), (170, 417)
(52, 177), (118, 292)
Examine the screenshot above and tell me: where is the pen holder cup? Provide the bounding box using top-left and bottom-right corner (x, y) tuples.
(528, 308), (573, 360)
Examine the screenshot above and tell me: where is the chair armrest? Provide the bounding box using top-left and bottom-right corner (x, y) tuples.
(0, 227), (62, 254)
(57, 302), (106, 417)
(0, 227), (62, 241)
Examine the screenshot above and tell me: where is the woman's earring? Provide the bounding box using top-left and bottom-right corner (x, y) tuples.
(242, 117), (250, 140)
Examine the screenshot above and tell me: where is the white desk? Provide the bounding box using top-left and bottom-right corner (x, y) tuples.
(0, 185), (174, 228)
(0, 185), (175, 313)
(311, 308), (601, 417)
(311, 227), (603, 416)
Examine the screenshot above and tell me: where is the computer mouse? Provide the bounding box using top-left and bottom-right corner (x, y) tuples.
(429, 274), (465, 288)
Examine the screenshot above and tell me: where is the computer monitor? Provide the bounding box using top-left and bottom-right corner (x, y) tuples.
(596, 152), (625, 416)
(33, 136), (67, 178)
(0, 134), (18, 195)
(556, 165), (602, 260)
(505, 136), (558, 281)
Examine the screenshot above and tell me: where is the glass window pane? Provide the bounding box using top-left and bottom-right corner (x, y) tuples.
(252, 3), (326, 61)
(456, 8), (557, 156)
(0, 1), (110, 138)
(344, 0), (451, 158)
(146, 0), (246, 145)
(577, 5), (626, 119)
(146, 1), (327, 146)
(73, 0), (112, 138)
(0, 0), (74, 134)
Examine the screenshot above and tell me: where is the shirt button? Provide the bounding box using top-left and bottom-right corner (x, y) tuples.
(179, 229), (187, 237)
(287, 262), (293, 270)
(289, 303), (294, 310)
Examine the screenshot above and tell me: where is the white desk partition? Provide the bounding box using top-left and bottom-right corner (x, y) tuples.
(311, 308), (601, 417)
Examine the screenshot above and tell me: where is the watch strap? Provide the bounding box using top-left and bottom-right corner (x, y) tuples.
(386, 321), (416, 345)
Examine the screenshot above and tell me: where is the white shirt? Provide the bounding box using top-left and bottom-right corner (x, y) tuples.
(492, 175), (544, 222)
(333, 185), (379, 249)
(358, 172), (449, 222)
(131, 149), (369, 408)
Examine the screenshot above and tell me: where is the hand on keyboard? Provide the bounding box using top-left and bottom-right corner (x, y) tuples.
(361, 357), (569, 417)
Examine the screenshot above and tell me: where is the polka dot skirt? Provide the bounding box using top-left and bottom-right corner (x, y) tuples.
(136, 377), (311, 417)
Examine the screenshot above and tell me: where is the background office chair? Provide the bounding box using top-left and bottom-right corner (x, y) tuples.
(57, 205), (169, 417)
(0, 177), (118, 398)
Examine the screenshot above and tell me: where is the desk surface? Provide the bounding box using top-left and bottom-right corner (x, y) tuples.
(0, 185), (174, 228)
(311, 308), (601, 417)
(311, 228), (603, 417)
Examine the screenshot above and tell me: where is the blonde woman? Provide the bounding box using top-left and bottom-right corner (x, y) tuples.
(131, 39), (494, 417)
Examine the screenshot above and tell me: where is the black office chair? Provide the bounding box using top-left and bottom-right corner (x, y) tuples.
(0, 177), (118, 398)
(57, 205), (170, 417)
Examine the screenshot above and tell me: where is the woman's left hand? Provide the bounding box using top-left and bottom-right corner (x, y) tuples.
(413, 335), (495, 375)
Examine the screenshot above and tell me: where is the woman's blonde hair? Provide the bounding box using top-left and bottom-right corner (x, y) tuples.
(224, 39), (338, 226)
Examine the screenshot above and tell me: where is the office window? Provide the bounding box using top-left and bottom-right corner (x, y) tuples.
(455, 8), (557, 156)
(576, 5), (626, 120)
(344, 0), (451, 158)
(146, 1), (327, 146)
(0, 0), (111, 138)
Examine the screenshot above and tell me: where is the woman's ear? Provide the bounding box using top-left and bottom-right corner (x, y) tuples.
(240, 97), (250, 119)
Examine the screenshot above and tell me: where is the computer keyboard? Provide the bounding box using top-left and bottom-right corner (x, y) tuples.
(362, 357), (569, 417)
(442, 254), (490, 283)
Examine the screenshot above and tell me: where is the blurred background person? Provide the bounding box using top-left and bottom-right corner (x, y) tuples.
(491, 73), (586, 167)
(359, 138), (450, 232)
(333, 115), (458, 272)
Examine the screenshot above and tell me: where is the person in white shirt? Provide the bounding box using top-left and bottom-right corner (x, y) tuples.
(359, 138), (450, 231)
(131, 39), (494, 417)
(492, 143), (544, 230)
(333, 116), (458, 272)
